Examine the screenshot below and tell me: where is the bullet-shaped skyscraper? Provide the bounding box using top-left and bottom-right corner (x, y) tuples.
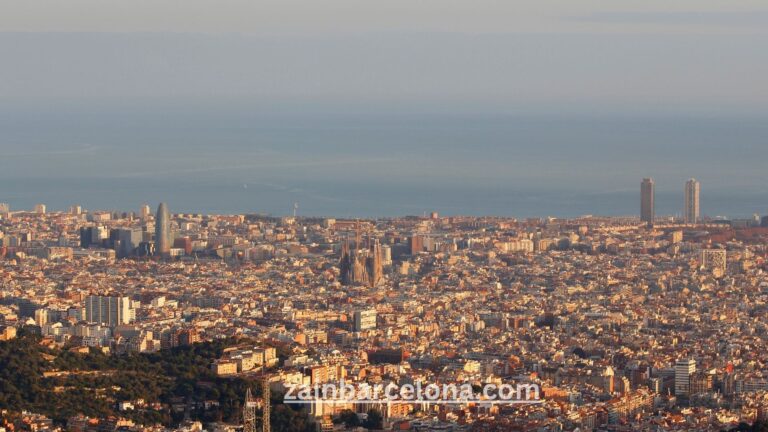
(684, 178), (700, 224)
(155, 202), (171, 256)
(641, 178), (655, 224)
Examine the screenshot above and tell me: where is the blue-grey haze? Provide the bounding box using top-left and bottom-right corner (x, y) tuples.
(0, 30), (765, 218)
(1, 103), (766, 219)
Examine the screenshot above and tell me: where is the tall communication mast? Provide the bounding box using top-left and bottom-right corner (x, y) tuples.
(243, 388), (257, 432)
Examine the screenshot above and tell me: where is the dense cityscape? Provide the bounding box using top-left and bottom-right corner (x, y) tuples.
(2, 178), (768, 432)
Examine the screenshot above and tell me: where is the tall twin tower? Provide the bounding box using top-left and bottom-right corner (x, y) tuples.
(640, 178), (700, 224)
(683, 178), (700, 224)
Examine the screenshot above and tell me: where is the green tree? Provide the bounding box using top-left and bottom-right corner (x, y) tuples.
(363, 409), (383, 430)
(335, 409), (360, 427)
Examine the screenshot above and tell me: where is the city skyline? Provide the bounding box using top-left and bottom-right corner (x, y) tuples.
(2, 195), (768, 431)
(5, 174), (750, 221)
(1, 1), (767, 430)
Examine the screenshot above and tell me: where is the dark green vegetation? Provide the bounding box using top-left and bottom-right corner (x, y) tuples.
(0, 331), (314, 431)
(726, 421), (768, 432)
(333, 409), (382, 430)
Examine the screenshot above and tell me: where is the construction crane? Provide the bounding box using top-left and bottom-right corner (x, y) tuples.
(262, 373), (271, 432)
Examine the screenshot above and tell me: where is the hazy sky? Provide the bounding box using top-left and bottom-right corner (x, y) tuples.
(0, 0), (766, 112)
(2, 0), (767, 35)
(0, 1), (767, 216)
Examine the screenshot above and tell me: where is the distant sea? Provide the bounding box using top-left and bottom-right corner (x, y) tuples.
(2, 178), (766, 220)
(1, 104), (766, 219)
